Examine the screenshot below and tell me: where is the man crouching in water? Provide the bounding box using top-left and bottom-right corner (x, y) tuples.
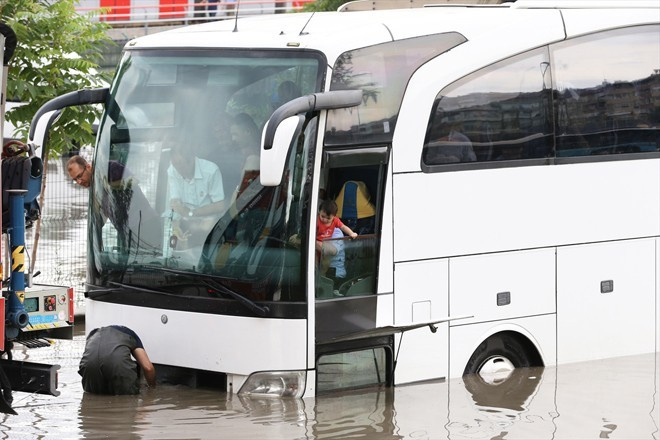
(78, 326), (156, 395)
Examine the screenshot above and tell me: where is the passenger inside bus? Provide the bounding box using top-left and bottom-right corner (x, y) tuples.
(316, 199), (357, 265)
(202, 110), (239, 194)
(165, 140), (226, 253)
(272, 80), (302, 111)
(312, 236), (342, 299)
(318, 165), (382, 293)
(229, 113), (261, 202)
(425, 122), (476, 164)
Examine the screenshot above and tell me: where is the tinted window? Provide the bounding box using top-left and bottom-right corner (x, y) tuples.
(552, 25), (660, 157)
(326, 33), (466, 146)
(423, 47), (554, 167)
(91, 50), (324, 311)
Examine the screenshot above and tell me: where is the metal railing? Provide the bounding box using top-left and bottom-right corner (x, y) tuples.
(75, 0), (314, 27)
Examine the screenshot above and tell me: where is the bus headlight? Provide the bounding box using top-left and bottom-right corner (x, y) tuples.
(238, 371), (306, 397)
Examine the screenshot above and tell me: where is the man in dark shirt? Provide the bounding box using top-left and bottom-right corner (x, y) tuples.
(78, 325), (156, 395)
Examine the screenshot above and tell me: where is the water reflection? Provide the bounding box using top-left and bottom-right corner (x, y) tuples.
(448, 368), (554, 440)
(313, 388), (401, 439)
(2, 330), (659, 440)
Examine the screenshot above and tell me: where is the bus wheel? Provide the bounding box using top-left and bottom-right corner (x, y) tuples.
(463, 332), (536, 385)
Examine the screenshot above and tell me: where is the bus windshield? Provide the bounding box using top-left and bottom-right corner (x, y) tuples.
(89, 49), (324, 308)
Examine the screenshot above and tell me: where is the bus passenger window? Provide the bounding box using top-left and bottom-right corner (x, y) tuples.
(423, 47), (554, 168)
(552, 25), (660, 157)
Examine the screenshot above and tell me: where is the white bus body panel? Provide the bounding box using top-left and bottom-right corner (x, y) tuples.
(377, 159), (394, 296)
(556, 239), (656, 364)
(393, 259), (450, 384)
(450, 249), (556, 326)
(449, 314), (557, 379)
(657, 238), (660, 354)
(86, 300), (307, 375)
(393, 160), (660, 262)
(561, 8), (659, 37)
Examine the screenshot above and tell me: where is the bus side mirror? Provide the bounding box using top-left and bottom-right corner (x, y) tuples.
(260, 114), (305, 187)
(260, 90), (362, 187)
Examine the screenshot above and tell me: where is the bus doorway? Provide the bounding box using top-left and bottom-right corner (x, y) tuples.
(314, 146), (389, 334)
(313, 147), (390, 390)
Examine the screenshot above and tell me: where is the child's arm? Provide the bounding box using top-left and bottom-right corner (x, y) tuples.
(340, 224), (357, 239)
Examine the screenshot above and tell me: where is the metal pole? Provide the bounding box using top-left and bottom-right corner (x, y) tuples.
(6, 189), (29, 336)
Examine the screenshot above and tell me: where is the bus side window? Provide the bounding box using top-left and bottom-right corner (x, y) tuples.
(423, 47), (554, 169)
(552, 25), (660, 157)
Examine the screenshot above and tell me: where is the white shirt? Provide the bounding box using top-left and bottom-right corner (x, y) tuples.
(167, 157), (224, 215)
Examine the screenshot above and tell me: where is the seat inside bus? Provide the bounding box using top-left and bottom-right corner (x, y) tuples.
(334, 180), (376, 235)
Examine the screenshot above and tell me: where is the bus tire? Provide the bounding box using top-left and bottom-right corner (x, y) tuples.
(462, 332), (536, 379)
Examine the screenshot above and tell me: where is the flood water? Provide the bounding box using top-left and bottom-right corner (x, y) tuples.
(1, 322), (658, 440)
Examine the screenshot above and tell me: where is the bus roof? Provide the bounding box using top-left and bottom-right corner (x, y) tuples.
(339, 0), (658, 11)
(126, 3), (658, 65)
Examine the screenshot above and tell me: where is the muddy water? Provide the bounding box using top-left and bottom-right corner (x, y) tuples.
(1, 324), (658, 440)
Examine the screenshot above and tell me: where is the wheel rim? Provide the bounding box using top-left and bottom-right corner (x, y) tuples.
(477, 355), (515, 385)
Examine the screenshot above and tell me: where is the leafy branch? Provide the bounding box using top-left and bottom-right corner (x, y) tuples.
(1, 0), (114, 157)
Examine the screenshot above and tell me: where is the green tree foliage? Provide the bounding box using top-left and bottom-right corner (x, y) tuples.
(302, 0), (347, 12)
(1, 0), (113, 156)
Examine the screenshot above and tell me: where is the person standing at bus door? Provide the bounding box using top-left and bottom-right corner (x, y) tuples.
(78, 325), (156, 395)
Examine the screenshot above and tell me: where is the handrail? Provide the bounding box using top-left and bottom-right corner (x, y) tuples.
(323, 233), (378, 243)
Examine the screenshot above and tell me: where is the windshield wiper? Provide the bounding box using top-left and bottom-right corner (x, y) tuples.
(146, 265), (270, 317)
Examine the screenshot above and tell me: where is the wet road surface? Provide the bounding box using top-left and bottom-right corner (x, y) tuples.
(1, 323), (658, 439)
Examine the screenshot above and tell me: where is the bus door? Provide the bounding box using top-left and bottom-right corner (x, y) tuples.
(314, 146), (390, 390)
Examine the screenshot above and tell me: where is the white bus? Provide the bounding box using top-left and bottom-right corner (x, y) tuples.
(30, 0), (660, 397)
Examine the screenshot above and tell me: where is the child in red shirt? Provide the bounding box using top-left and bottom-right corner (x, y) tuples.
(316, 200), (357, 257)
